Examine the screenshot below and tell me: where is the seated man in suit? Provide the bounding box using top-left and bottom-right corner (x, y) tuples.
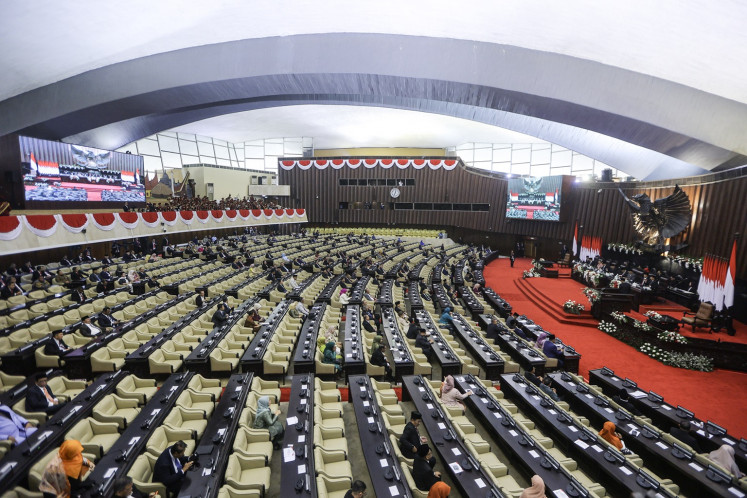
(211, 303), (229, 326)
(98, 307), (118, 330)
(370, 342), (394, 381)
(153, 440), (194, 496)
(399, 411), (436, 467)
(70, 287), (86, 303)
(44, 330), (71, 356)
(414, 328), (434, 362)
(79, 316), (103, 337)
(412, 445), (442, 492)
(669, 420), (702, 453)
(618, 277), (632, 293)
(486, 316), (502, 342)
(195, 289), (205, 307)
(26, 372), (65, 415)
(612, 388), (642, 416)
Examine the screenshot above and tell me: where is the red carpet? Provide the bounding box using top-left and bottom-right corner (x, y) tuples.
(484, 257), (747, 440)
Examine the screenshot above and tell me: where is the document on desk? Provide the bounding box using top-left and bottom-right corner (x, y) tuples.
(380, 458), (388, 467)
(619, 466), (632, 475)
(630, 390), (647, 399)
(728, 487), (746, 497)
(287, 416), (298, 425)
(389, 486), (401, 496)
(575, 439), (589, 449)
(452, 448), (461, 456)
(474, 478), (486, 488)
(283, 448), (296, 463)
(449, 462), (464, 474)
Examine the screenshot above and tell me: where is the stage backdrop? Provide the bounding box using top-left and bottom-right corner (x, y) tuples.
(279, 157), (747, 279)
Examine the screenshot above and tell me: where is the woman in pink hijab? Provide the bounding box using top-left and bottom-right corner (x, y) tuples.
(709, 444), (744, 478)
(440, 375), (473, 414)
(520, 475), (546, 498)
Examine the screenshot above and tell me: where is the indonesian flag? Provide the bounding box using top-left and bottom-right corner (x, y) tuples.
(724, 240), (736, 309)
(572, 221), (578, 256)
(510, 192), (519, 201)
(29, 153), (38, 175)
(135, 169), (140, 185)
(121, 170), (135, 182)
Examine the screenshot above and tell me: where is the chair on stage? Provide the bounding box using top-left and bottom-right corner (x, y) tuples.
(681, 301), (714, 332)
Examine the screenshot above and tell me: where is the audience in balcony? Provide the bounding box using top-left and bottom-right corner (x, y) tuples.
(139, 194), (282, 213)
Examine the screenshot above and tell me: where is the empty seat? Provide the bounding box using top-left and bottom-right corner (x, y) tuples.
(0, 371), (25, 393)
(314, 447), (353, 483)
(232, 426), (273, 464)
(224, 453), (271, 495)
(46, 376), (87, 402)
(176, 389), (216, 418)
(163, 407), (208, 439)
(148, 348), (182, 374)
(217, 485), (262, 498)
(90, 347), (126, 372)
(209, 347), (240, 372)
(313, 425), (348, 455)
(65, 417), (120, 458)
(116, 375), (158, 404)
(92, 394), (140, 429)
(251, 377), (281, 404)
(128, 453), (167, 497)
(145, 426), (196, 457)
(187, 374), (222, 401)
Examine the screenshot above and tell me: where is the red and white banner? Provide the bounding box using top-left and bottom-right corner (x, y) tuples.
(579, 235), (602, 262)
(572, 221), (579, 257)
(279, 158), (459, 171)
(698, 242), (738, 311)
(0, 209), (309, 256)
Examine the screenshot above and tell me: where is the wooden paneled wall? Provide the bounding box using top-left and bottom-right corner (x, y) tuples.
(283, 161), (747, 278)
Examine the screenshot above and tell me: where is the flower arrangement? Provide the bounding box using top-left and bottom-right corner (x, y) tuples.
(523, 269), (540, 279)
(657, 330), (688, 344)
(632, 320), (654, 332)
(563, 300), (585, 315)
(598, 321), (617, 334)
(643, 310), (663, 321)
(640, 342), (712, 371)
(610, 311), (629, 323)
(607, 242), (644, 255)
(583, 287), (601, 304)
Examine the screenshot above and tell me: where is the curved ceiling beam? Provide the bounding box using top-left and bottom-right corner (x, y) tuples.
(2, 33), (746, 178)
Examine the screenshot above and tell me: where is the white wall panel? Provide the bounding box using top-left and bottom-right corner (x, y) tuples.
(181, 154), (200, 165)
(158, 134), (180, 153)
(161, 151), (182, 168)
(137, 138), (160, 156)
(198, 141), (215, 157)
(143, 155), (163, 172)
(214, 145), (229, 159)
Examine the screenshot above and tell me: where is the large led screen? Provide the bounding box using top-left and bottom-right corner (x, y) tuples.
(20, 136), (145, 205)
(506, 175), (563, 221)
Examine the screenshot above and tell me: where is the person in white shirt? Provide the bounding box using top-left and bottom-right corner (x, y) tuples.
(0, 404), (36, 444)
(287, 276), (300, 290)
(295, 299), (309, 317)
(339, 288), (350, 306)
(79, 316), (102, 337)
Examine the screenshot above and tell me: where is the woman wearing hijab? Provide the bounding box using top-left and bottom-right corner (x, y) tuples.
(370, 335), (384, 355)
(440, 375), (473, 413)
(323, 340), (343, 373)
(439, 308), (453, 326)
(252, 395), (285, 450)
(520, 475), (546, 498)
(535, 332), (549, 349)
(244, 303), (263, 332)
(709, 444), (744, 478)
(598, 421), (631, 454)
(39, 439), (95, 497)
(427, 481), (451, 498)
(339, 288), (350, 306)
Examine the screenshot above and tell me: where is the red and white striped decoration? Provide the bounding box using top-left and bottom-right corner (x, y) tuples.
(698, 242), (737, 311)
(279, 158), (458, 171)
(579, 235), (603, 262)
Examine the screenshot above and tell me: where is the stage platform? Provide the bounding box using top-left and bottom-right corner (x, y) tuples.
(515, 272), (747, 343)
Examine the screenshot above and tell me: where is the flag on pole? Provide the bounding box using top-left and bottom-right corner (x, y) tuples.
(724, 240), (736, 309)
(572, 222), (578, 257)
(29, 153), (38, 175)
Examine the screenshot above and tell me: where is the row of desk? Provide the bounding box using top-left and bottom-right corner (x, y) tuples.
(379, 306), (414, 380)
(413, 310), (461, 377)
(183, 298), (259, 376)
(0, 370), (126, 493)
(125, 295), (221, 377)
(240, 300), (291, 375)
(279, 374), (316, 497)
(588, 367), (747, 469)
(348, 375), (413, 497)
(448, 312), (504, 379)
(453, 374), (590, 498)
(178, 373), (254, 498)
(401, 375), (504, 497)
(550, 371), (743, 498)
(342, 306), (366, 379)
(500, 373), (679, 498)
(481, 288), (512, 318)
(292, 303), (328, 374)
(82, 371), (196, 497)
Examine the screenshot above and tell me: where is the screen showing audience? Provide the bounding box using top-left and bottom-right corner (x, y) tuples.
(506, 175), (563, 221)
(19, 136), (145, 206)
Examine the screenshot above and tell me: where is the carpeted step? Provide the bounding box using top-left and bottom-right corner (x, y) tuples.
(514, 278), (599, 328)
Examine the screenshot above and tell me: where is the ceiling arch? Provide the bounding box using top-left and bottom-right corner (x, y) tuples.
(1, 2), (746, 180)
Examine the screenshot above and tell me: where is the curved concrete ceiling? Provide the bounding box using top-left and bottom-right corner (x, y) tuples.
(1, 0), (746, 180)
